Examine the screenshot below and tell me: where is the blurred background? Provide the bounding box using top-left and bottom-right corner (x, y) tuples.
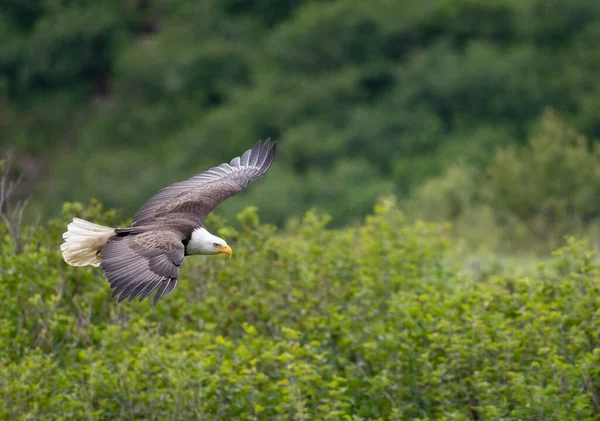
(2, 0), (600, 255)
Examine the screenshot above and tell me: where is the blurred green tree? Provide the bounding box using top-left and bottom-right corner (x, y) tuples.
(2, 0), (600, 230)
(485, 109), (600, 248)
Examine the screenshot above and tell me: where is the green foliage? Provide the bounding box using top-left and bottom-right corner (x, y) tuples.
(1, 200), (600, 419)
(485, 110), (600, 247)
(4, 0), (600, 226)
(408, 110), (600, 254)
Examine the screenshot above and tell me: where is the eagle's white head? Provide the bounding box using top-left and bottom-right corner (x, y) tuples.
(186, 227), (232, 257)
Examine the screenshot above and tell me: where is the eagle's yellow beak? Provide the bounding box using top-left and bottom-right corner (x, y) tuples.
(217, 245), (233, 257)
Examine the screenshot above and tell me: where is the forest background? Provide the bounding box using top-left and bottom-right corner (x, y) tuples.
(3, 0), (600, 255)
(2, 1), (600, 419)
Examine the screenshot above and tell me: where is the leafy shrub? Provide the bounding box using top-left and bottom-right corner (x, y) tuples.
(484, 109), (600, 248)
(408, 109), (600, 254)
(1, 199), (600, 419)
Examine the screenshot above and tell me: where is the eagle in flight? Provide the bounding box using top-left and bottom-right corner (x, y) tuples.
(61, 139), (276, 305)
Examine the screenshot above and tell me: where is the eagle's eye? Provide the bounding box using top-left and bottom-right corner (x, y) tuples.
(213, 243), (220, 248)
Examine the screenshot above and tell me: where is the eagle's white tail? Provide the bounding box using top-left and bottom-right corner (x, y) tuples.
(61, 218), (115, 267)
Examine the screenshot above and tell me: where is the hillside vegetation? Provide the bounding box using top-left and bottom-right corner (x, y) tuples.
(1, 200), (600, 419)
(407, 109), (600, 254)
(3, 1), (600, 418)
(3, 0), (600, 228)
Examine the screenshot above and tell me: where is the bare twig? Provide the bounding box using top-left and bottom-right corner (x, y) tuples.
(583, 370), (600, 416)
(0, 151), (32, 254)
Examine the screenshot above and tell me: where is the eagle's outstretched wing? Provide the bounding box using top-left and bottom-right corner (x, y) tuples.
(131, 139), (276, 227)
(100, 230), (185, 305)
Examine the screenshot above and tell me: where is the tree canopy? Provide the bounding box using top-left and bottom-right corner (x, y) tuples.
(2, 0), (600, 227)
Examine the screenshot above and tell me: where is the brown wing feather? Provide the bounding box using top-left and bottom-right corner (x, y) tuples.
(131, 139), (276, 227)
(100, 230), (185, 305)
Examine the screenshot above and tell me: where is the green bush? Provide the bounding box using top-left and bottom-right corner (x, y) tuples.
(484, 109), (600, 248)
(407, 109), (600, 254)
(1, 199), (600, 419)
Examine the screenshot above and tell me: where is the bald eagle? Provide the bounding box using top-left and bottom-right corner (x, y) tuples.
(61, 139), (276, 305)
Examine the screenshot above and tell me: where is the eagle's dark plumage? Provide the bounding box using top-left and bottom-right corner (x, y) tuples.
(61, 140), (276, 305)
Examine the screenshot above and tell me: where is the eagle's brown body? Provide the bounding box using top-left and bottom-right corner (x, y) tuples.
(61, 140), (276, 305)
